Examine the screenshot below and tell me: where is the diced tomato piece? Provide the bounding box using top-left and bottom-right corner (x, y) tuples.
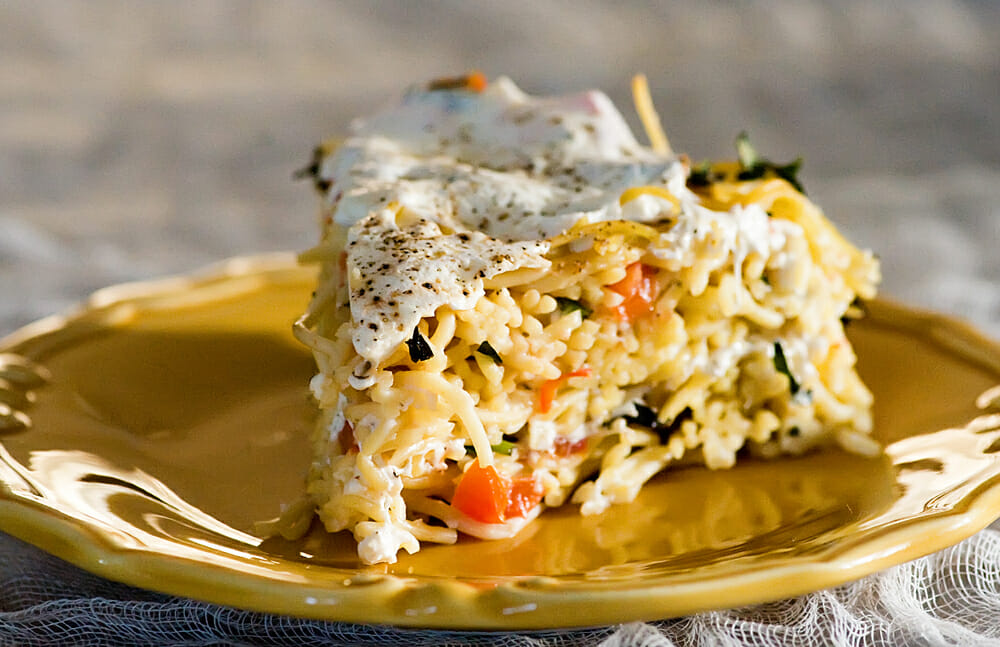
(554, 436), (588, 457)
(608, 262), (659, 322)
(466, 71), (488, 92)
(537, 367), (592, 413)
(537, 380), (559, 414)
(505, 476), (544, 518)
(337, 421), (358, 454)
(608, 261), (645, 296)
(452, 462), (510, 524)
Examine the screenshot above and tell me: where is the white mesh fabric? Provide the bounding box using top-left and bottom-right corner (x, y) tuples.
(4, 526), (1000, 646)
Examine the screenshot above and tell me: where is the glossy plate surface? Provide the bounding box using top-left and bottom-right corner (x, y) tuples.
(1, 254), (1000, 629)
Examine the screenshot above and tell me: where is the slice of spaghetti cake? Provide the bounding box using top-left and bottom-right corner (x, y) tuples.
(293, 74), (880, 565)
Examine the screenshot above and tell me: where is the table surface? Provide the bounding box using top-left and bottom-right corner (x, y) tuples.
(1, 2), (999, 645)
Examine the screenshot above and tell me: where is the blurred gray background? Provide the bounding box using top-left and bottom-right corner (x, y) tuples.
(1, 0), (999, 335)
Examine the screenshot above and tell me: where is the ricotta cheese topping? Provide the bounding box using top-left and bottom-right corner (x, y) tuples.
(346, 207), (550, 364)
(316, 76), (794, 364)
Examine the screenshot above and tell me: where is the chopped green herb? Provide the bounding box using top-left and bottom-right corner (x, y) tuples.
(465, 440), (516, 456)
(772, 342), (801, 395)
(292, 146), (333, 193)
(622, 404), (692, 444)
(736, 131), (761, 171)
(840, 297), (868, 327)
(492, 440), (516, 455)
(292, 146), (322, 181)
(773, 158), (805, 193)
(734, 132), (806, 194)
(406, 327), (434, 362)
(475, 341), (503, 365)
(788, 426), (801, 437)
(686, 160), (714, 187)
(623, 403), (658, 429)
(555, 297), (593, 319)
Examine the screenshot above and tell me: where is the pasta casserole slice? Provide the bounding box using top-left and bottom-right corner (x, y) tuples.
(291, 73), (880, 565)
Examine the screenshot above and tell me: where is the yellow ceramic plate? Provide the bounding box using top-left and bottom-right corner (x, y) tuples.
(1, 254), (1000, 630)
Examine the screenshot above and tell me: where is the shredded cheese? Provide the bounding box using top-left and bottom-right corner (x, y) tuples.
(631, 74), (671, 155)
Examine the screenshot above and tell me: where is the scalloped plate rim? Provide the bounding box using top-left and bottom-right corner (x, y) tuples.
(0, 253), (999, 630)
